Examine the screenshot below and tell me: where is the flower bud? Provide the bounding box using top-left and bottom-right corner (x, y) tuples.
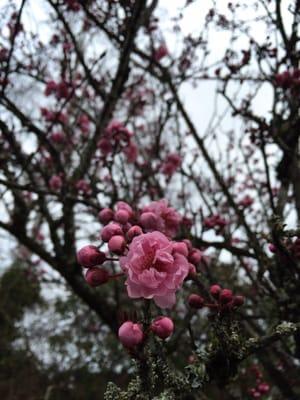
(118, 321), (144, 348)
(183, 239), (193, 251)
(77, 245), (106, 267)
(115, 209), (130, 224)
(139, 212), (159, 230)
(219, 289), (233, 304)
(188, 294), (205, 309)
(126, 225), (143, 242)
(257, 383), (270, 394)
(210, 284), (221, 298)
(268, 243), (276, 253)
(151, 316), (174, 339)
(232, 295), (245, 307)
(98, 208), (114, 224)
(189, 249), (202, 265)
(101, 222), (123, 242)
(116, 201), (133, 217)
(108, 235), (126, 255)
(187, 263), (197, 277)
(85, 267), (109, 286)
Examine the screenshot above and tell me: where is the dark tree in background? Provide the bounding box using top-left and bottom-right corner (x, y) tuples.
(0, 0), (300, 399)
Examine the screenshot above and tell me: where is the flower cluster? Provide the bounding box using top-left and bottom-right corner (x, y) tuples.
(97, 120), (138, 163)
(247, 365), (270, 399)
(203, 214), (228, 231)
(45, 80), (71, 99)
(77, 199), (206, 348)
(188, 284), (244, 313)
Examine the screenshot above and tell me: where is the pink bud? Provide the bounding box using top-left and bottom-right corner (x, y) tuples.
(115, 209), (130, 224)
(50, 131), (65, 144)
(257, 383), (270, 394)
(77, 245), (106, 267)
(118, 321), (144, 348)
(126, 225), (143, 242)
(151, 316), (174, 339)
(189, 249), (202, 264)
(140, 212), (159, 230)
(188, 294), (205, 309)
(108, 235), (126, 255)
(101, 223), (123, 242)
(98, 208), (114, 224)
(232, 295), (245, 307)
(172, 242), (189, 257)
(188, 263), (197, 276)
(210, 284), (221, 298)
(219, 289), (233, 304)
(268, 243), (276, 253)
(116, 201), (133, 216)
(85, 267), (109, 286)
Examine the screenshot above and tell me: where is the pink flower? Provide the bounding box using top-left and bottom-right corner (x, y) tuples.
(140, 199), (182, 238)
(75, 179), (92, 195)
(50, 131), (65, 144)
(49, 175), (62, 191)
(161, 153), (181, 177)
(118, 321), (144, 348)
(98, 138), (113, 155)
(123, 141), (138, 163)
(154, 44), (168, 62)
(120, 231), (189, 308)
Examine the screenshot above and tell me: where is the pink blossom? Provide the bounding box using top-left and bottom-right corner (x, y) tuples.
(50, 131), (65, 144)
(77, 114), (90, 134)
(49, 175), (62, 191)
(75, 179), (92, 195)
(123, 141), (138, 163)
(140, 199), (182, 238)
(154, 44), (168, 62)
(161, 153), (181, 177)
(172, 241), (189, 257)
(120, 231), (189, 308)
(98, 138), (113, 155)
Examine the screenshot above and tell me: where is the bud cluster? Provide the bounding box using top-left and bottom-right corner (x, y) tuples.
(118, 316), (174, 349)
(188, 285), (245, 314)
